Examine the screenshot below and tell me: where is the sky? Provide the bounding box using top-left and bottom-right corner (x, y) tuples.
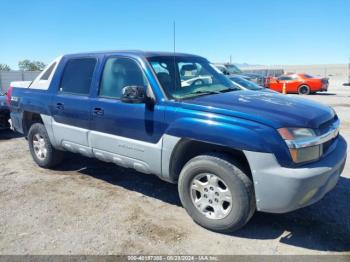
(1, 0), (349, 69)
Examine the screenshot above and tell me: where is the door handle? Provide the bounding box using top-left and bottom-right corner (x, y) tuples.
(93, 107), (104, 116)
(56, 103), (64, 110)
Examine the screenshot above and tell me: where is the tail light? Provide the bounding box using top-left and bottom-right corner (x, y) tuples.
(6, 85), (13, 106)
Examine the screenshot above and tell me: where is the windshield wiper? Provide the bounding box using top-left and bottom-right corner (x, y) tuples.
(182, 88), (240, 100)
(191, 90), (221, 95)
(190, 88), (239, 96)
(218, 88), (240, 93)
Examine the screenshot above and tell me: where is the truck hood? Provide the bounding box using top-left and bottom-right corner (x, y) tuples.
(181, 91), (334, 129)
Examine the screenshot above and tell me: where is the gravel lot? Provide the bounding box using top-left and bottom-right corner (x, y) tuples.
(0, 87), (349, 255)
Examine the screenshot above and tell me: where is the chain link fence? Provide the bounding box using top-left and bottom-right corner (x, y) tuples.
(241, 64), (348, 88)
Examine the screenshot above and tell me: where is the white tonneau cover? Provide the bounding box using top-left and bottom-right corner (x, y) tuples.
(10, 81), (32, 89)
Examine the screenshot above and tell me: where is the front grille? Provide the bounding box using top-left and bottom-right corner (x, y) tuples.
(322, 136), (337, 154)
(319, 115), (338, 134)
(319, 115), (339, 156)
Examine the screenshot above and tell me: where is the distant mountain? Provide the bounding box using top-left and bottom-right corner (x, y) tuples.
(215, 62), (264, 68)
(234, 63), (263, 68)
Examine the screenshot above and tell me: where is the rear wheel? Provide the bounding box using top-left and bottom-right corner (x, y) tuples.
(28, 123), (63, 168)
(0, 111), (10, 130)
(298, 85), (310, 95)
(178, 153), (255, 233)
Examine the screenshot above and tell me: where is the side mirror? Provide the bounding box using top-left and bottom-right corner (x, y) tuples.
(121, 85), (146, 103)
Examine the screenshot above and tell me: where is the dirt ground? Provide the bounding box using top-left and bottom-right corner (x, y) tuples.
(0, 87), (349, 255)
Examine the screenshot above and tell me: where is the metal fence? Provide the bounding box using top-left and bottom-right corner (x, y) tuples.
(240, 64), (348, 88)
(0, 71), (40, 92)
(241, 69), (284, 77)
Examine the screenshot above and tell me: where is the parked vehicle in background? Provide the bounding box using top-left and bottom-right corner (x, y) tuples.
(0, 91), (10, 130)
(267, 73), (329, 95)
(214, 63), (266, 86)
(9, 51), (347, 233)
(229, 76), (273, 92)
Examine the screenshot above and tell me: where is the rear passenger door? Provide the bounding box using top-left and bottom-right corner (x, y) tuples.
(51, 57), (97, 149)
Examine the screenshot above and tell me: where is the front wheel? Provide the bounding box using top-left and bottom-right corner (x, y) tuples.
(178, 153), (255, 233)
(28, 123), (63, 168)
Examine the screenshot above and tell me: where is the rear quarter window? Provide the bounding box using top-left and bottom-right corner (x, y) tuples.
(40, 62), (57, 80)
(59, 58), (97, 95)
(303, 74), (314, 79)
(278, 76), (293, 81)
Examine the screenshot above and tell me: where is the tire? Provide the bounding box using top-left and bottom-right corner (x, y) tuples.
(178, 153), (255, 233)
(298, 85), (310, 95)
(28, 123), (63, 168)
(0, 112), (10, 130)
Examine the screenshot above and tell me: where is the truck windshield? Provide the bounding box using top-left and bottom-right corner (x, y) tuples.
(148, 56), (239, 100)
(225, 64), (242, 74)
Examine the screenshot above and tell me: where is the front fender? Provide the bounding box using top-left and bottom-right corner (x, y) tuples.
(166, 117), (269, 152)
(164, 113), (292, 167)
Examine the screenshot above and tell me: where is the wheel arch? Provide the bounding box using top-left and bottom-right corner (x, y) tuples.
(22, 111), (43, 136)
(165, 138), (252, 183)
(298, 84), (311, 94)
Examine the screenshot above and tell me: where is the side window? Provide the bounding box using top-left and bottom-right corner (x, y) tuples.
(99, 57), (148, 99)
(41, 62), (56, 80)
(59, 58), (96, 95)
(278, 76), (292, 81)
(150, 61), (170, 74)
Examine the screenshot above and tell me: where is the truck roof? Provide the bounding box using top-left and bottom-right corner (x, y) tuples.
(63, 50), (205, 59)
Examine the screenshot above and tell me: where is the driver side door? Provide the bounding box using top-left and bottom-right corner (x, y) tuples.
(89, 56), (166, 174)
(270, 76), (292, 92)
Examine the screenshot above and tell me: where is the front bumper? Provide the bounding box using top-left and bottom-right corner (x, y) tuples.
(244, 135), (347, 213)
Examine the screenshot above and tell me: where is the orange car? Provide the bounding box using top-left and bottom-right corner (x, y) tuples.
(266, 74), (329, 95)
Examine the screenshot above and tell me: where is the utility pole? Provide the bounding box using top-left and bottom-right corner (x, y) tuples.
(348, 56), (350, 84)
(344, 56), (350, 86)
(229, 55), (232, 64)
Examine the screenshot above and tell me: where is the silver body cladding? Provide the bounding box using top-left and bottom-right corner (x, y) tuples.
(41, 114), (180, 182)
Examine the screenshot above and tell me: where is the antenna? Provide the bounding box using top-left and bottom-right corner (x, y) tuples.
(173, 21), (177, 91)
(173, 21), (176, 55)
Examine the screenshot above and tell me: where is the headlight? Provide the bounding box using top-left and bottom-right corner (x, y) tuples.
(278, 128), (316, 140)
(278, 128), (322, 163)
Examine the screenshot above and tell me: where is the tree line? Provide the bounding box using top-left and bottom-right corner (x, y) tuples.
(0, 60), (46, 71)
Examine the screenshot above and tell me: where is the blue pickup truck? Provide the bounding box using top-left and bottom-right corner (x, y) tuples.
(9, 51), (347, 232)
